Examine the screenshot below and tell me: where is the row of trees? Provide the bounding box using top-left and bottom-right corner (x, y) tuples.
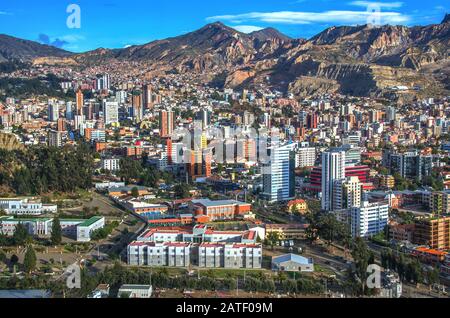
(90, 221), (119, 241)
(305, 212), (351, 247)
(393, 172), (444, 192)
(0, 74), (72, 100)
(0, 245), (36, 274)
(118, 157), (193, 199)
(381, 249), (440, 285)
(117, 157), (174, 188)
(80, 263), (325, 297)
(0, 143), (95, 195)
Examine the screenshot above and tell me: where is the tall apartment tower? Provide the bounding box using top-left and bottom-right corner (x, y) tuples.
(307, 113), (318, 129)
(159, 110), (174, 138)
(76, 90), (84, 115)
(48, 130), (62, 147)
(48, 103), (59, 122)
(321, 149), (346, 211)
(103, 99), (119, 125)
(261, 143), (296, 203)
(132, 94), (143, 122)
(142, 84), (153, 110)
(196, 109), (211, 130)
(333, 176), (363, 210)
(66, 101), (73, 120)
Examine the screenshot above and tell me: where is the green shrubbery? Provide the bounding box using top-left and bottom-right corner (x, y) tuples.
(91, 221), (120, 241)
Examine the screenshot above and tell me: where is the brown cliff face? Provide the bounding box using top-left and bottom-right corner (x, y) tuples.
(0, 133), (24, 151)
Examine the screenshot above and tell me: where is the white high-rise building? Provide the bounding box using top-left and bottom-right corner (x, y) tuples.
(74, 115), (85, 131)
(296, 147), (316, 168)
(97, 74), (111, 91)
(243, 111), (255, 126)
(103, 99), (119, 125)
(261, 143), (296, 203)
(263, 113), (271, 129)
(321, 149), (346, 211)
(116, 90), (127, 104)
(333, 176), (362, 210)
(101, 158), (120, 172)
(351, 201), (389, 238)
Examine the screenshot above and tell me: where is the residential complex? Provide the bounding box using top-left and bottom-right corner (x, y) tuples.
(127, 225), (262, 269)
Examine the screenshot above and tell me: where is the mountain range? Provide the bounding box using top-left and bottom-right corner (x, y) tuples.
(1, 14), (449, 98)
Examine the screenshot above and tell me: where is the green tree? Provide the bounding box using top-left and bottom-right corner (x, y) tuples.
(173, 183), (191, 199)
(131, 187), (140, 198)
(425, 268), (440, 286)
(282, 279), (298, 294)
(10, 254), (19, 266)
(13, 223), (29, 246)
(23, 245), (37, 273)
(0, 250), (6, 263)
(266, 232), (280, 250)
(351, 238), (373, 295)
(51, 217), (62, 246)
(118, 157), (143, 184)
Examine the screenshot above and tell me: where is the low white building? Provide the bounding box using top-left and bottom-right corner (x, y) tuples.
(94, 182), (125, 190)
(0, 198), (57, 216)
(0, 216), (52, 236)
(118, 285), (152, 298)
(127, 225), (262, 269)
(76, 216), (106, 242)
(0, 216), (105, 242)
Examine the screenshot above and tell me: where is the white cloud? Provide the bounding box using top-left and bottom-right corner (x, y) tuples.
(58, 34), (85, 42)
(232, 25), (264, 33)
(349, 1), (404, 9)
(207, 10), (410, 25)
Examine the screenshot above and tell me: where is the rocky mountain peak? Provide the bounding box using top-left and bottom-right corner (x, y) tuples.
(250, 27), (292, 42)
(443, 13), (450, 24)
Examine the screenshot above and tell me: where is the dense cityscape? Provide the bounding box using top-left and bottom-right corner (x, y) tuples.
(0, 1), (449, 304)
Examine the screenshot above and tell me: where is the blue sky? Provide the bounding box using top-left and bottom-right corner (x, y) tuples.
(0, 0), (448, 52)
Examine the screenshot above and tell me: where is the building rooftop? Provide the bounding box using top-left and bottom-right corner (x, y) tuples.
(78, 216), (104, 227)
(191, 198), (249, 207)
(0, 290), (51, 298)
(119, 285), (152, 290)
(272, 253), (313, 265)
(0, 216), (52, 222)
(414, 247), (448, 257)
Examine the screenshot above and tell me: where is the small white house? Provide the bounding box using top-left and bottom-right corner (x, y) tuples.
(118, 285), (152, 298)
